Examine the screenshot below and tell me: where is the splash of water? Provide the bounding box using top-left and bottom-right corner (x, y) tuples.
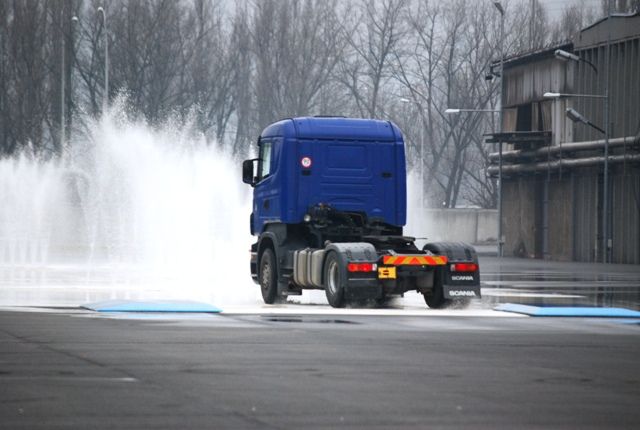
(404, 170), (430, 245)
(0, 100), (258, 305)
(0, 102), (435, 307)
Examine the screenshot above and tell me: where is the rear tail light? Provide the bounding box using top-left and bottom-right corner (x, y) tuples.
(347, 263), (377, 272)
(450, 263), (478, 272)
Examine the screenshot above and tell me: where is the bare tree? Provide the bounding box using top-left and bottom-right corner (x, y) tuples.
(229, 3), (254, 156)
(602, 0), (640, 14)
(337, 0), (407, 118)
(0, 0), (582, 213)
(2, 1), (51, 154)
(250, 0), (347, 131)
(0, 0), (8, 154)
(184, 0), (236, 143)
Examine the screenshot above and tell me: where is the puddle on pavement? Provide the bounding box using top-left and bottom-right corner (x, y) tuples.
(481, 270), (640, 310)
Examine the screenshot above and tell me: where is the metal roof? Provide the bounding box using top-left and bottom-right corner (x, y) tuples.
(576, 12), (640, 49)
(493, 43), (572, 70)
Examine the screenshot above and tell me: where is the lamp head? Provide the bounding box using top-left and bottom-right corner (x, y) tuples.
(565, 108), (588, 124)
(554, 49), (580, 62)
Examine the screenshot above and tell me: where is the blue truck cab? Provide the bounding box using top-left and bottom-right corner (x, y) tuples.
(242, 117), (480, 308)
(247, 117), (406, 234)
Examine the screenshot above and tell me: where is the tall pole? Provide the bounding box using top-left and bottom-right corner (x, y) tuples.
(70, 16), (78, 139)
(98, 6), (108, 114)
(420, 114), (424, 210)
(60, 19), (65, 150)
(529, 0), (534, 50)
(494, 1), (505, 258)
(602, 1), (611, 263)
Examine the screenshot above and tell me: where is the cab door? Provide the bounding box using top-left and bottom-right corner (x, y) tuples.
(253, 138), (281, 233)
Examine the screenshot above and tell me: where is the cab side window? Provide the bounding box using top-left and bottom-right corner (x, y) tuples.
(258, 140), (272, 181)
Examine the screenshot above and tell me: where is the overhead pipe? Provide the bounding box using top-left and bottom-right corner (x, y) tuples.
(488, 135), (639, 162)
(487, 153), (640, 176)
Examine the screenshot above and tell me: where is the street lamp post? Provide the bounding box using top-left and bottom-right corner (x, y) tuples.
(543, 94), (608, 135)
(543, 92), (606, 99)
(69, 16), (78, 135)
(494, 0), (505, 258)
(60, 15), (79, 150)
(565, 108), (606, 135)
(603, 1), (612, 263)
(547, 12), (612, 264)
(554, 49), (598, 74)
(445, 109), (501, 113)
(549, 3), (611, 263)
(60, 20), (65, 150)
(97, 6), (108, 114)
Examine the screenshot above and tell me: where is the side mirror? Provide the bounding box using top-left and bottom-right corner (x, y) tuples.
(242, 159), (258, 186)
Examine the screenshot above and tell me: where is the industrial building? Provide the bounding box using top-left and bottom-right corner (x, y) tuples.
(488, 12), (640, 264)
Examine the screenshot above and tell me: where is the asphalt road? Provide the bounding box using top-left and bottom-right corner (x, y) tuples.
(1, 256), (640, 429)
(1, 309), (639, 429)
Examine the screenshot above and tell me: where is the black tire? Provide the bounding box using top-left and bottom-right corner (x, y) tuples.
(423, 268), (452, 309)
(374, 295), (391, 307)
(324, 252), (346, 308)
(451, 298), (472, 309)
(259, 248), (278, 304)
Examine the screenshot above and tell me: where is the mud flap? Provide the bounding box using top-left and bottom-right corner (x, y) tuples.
(443, 283), (481, 299)
(424, 241), (481, 299)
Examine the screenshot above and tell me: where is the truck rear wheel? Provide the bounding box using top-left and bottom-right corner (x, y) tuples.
(259, 248), (278, 304)
(324, 252), (346, 308)
(423, 268), (451, 309)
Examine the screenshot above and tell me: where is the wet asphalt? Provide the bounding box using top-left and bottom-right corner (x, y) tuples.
(1, 256), (639, 429)
(479, 256), (640, 310)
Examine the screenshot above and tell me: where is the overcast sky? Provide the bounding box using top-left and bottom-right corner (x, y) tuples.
(540, 0), (601, 20)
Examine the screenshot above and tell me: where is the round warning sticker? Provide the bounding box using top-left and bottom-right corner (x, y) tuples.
(301, 156), (312, 168)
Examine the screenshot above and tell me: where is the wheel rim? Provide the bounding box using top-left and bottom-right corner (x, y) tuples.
(327, 260), (339, 295)
(261, 258), (271, 292)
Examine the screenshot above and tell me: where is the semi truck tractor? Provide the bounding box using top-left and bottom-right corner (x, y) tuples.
(242, 117), (480, 308)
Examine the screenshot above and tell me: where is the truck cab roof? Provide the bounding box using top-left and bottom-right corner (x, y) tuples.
(261, 117), (402, 141)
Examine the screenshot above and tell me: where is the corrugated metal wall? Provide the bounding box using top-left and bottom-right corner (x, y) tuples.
(574, 37), (640, 142)
(502, 178), (538, 258)
(611, 167), (640, 264)
(548, 176), (573, 260)
(499, 16), (639, 264)
(505, 167), (639, 264)
(572, 23), (640, 264)
(573, 167), (640, 265)
(503, 57), (573, 108)
(572, 168), (600, 262)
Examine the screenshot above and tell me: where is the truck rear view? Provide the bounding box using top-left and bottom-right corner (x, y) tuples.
(242, 117), (480, 308)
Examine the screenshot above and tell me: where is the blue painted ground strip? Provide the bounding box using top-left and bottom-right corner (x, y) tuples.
(495, 303), (640, 318)
(82, 300), (221, 313)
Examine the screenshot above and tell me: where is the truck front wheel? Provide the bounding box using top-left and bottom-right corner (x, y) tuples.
(324, 252), (346, 308)
(259, 248), (278, 304)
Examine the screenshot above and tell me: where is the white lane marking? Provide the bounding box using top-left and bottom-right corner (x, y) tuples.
(219, 305), (525, 317)
(482, 290), (585, 299)
(0, 376), (138, 382)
